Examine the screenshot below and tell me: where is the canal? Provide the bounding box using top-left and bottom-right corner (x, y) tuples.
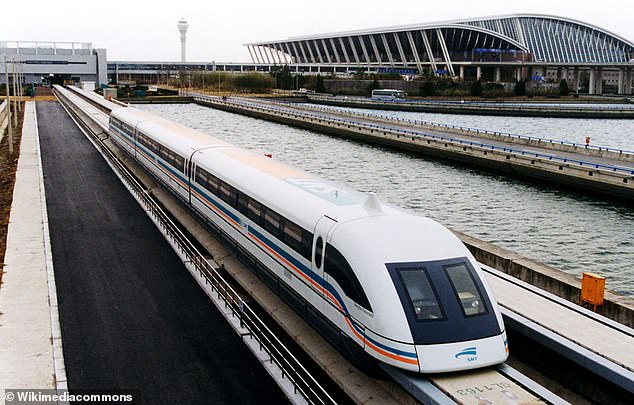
(139, 103), (634, 296)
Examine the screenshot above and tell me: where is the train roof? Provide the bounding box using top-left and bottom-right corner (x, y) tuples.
(112, 106), (406, 230)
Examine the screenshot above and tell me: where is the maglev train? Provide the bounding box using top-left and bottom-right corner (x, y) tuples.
(108, 106), (508, 373)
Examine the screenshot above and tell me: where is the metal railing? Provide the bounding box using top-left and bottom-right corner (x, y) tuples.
(56, 86), (336, 405)
(285, 100), (634, 156)
(195, 95), (634, 176)
(306, 94), (634, 113)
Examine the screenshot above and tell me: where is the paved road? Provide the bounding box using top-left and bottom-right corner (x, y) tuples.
(36, 101), (287, 404)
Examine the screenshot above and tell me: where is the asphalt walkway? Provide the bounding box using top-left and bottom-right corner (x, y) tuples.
(0, 101), (64, 392)
(36, 100), (286, 404)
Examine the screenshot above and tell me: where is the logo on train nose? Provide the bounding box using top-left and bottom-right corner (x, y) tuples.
(454, 347), (478, 362)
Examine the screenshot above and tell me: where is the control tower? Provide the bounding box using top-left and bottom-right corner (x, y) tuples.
(177, 18), (189, 62)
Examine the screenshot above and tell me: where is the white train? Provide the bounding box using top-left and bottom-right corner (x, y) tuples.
(108, 106), (509, 373)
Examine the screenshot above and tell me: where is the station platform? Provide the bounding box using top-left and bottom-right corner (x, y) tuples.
(0, 102), (65, 391)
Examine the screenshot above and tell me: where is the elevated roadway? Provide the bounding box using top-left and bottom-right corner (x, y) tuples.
(58, 85), (634, 403)
(305, 95), (634, 119)
(192, 95), (634, 200)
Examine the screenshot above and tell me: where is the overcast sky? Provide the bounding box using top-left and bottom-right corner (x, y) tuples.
(2, 0), (633, 62)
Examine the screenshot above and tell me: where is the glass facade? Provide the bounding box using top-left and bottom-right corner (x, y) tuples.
(248, 15), (634, 67)
(462, 16), (634, 63)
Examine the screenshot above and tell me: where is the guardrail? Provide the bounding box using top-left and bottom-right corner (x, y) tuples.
(195, 95), (634, 176)
(307, 94), (634, 113)
(282, 101), (634, 157)
(55, 86), (335, 405)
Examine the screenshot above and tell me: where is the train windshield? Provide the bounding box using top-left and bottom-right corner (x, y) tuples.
(387, 258), (500, 345)
(398, 268), (445, 321)
(444, 263), (487, 317)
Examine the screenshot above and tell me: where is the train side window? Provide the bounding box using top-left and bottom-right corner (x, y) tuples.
(301, 230), (313, 261)
(206, 174), (219, 195)
(263, 209), (281, 237)
(314, 237), (323, 268)
(139, 132), (158, 154)
(324, 243), (372, 312)
(219, 181), (236, 206)
(283, 220), (302, 253)
(195, 168), (208, 187)
(173, 154), (184, 172)
(443, 263), (488, 317)
(236, 191), (249, 215)
(397, 268), (444, 321)
(247, 199), (263, 225)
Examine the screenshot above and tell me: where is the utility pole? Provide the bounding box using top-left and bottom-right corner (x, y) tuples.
(4, 57), (13, 155)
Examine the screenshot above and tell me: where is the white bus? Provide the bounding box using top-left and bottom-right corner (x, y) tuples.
(371, 89), (407, 101)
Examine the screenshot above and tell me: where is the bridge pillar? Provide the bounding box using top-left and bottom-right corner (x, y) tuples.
(494, 66), (501, 83)
(562, 67), (570, 86)
(596, 67), (604, 94)
(589, 68), (596, 94)
(571, 67), (579, 91)
(618, 68), (625, 94)
(459, 65), (465, 81)
(626, 68), (633, 95)
(476, 66), (482, 81)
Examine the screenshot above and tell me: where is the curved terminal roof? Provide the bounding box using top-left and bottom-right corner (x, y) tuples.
(245, 14), (634, 68)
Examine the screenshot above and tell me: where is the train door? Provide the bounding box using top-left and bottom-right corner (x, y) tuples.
(312, 216), (337, 295)
(185, 157), (197, 204)
(133, 123), (141, 159)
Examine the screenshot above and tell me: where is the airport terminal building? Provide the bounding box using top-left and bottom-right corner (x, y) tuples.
(246, 14), (634, 70)
(2, 15), (633, 94)
(0, 41), (107, 86)
(245, 14), (634, 92)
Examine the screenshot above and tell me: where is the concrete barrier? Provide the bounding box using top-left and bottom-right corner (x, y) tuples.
(453, 229), (634, 328)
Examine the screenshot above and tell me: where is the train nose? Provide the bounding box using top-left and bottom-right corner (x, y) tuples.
(415, 332), (509, 373)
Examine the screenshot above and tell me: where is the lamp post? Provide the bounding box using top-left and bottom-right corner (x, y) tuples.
(12, 60), (17, 125)
(18, 60), (23, 104)
(4, 57), (13, 155)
